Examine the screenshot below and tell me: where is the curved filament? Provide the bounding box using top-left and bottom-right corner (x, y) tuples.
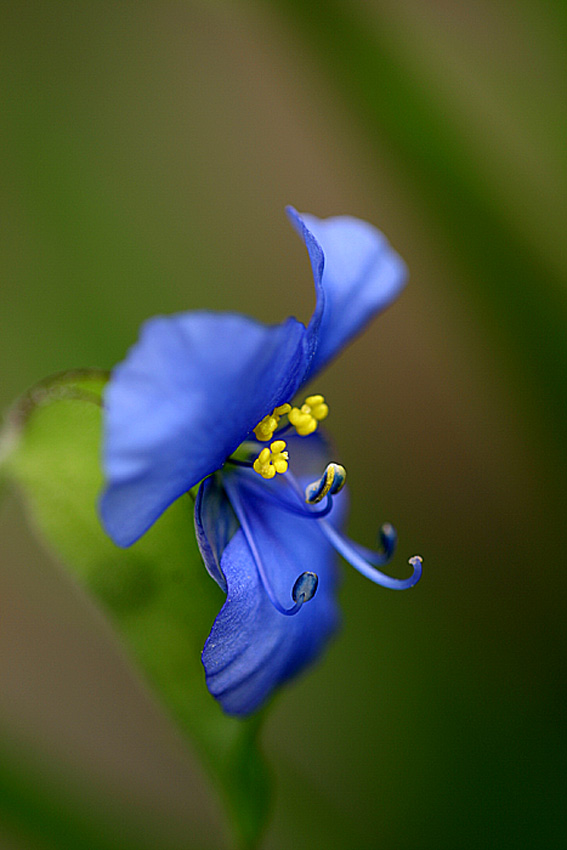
(223, 478), (318, 616)
(225, 456), (255, 468)
(349, 521), (397, 567)
(240, 476), (333, 519)
(319, 519), (422, 590)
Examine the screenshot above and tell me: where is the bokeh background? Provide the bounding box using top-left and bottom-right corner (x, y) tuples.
(1, 1), (566, 847)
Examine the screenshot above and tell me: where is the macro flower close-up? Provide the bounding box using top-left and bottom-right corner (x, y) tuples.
(4, 3), (565, 846)
(99, 207), (422, 715)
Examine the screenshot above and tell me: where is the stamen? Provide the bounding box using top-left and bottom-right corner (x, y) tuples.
(319, 519), (422, 590)
(253, 403), (292, 441)
(289, 394), (329, 436)
(241, 477), (334, 519)
(292, 572), (318, 603)
(223, 478), (318, 616)
(253, 440), (289, 479)
(350, 522), (397, 566)
(305, 463), (347, 504)
(225, 456), (255, 468)
(286, 466), (419, 588)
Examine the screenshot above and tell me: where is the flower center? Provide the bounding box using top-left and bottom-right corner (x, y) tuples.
(218, 459), (422, 618)
(249, 394), (330, 477)
(218, 411), (423, 618)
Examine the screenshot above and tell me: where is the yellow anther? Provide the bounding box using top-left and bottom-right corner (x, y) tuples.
(305, 463), (347, 504)
(289, 394), (329, 437)
(253, 403), (292, 441)
(253, 440), (289, 479)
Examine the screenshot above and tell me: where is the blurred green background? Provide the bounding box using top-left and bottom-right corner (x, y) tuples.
(1, 1), (566, 847)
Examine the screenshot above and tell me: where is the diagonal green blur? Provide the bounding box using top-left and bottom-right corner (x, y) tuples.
(264, 0), (567, 477)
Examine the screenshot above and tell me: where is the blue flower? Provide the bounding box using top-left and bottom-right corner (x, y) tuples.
(99, 207), (422, 716)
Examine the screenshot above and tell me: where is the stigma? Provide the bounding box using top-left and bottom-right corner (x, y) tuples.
(253, 440), (289, 479)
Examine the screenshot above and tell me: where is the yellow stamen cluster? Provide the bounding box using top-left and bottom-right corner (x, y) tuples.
(253, 440), (289, 479)
(253, 403), (292, 441)
(249, 394), (329, 478)
(289, 394), (329, 436)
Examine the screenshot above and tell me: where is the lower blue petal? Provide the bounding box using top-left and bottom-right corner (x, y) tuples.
(201, 470), (347, 716)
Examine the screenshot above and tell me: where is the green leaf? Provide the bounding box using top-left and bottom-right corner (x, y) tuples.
(1, 371), (270, 850)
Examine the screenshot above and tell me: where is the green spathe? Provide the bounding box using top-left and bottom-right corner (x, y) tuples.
(1, 370), (269, 850)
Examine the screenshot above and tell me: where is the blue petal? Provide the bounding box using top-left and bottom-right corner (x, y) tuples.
(100, 312), (307, 547)
(201, 469), (346, 716)
(287, 207), (408, 380)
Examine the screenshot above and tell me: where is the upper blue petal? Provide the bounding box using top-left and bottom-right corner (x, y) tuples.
(201, 466), (347, 716)
(287, 207), (408, 381)
(100, 311), (307, 547)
